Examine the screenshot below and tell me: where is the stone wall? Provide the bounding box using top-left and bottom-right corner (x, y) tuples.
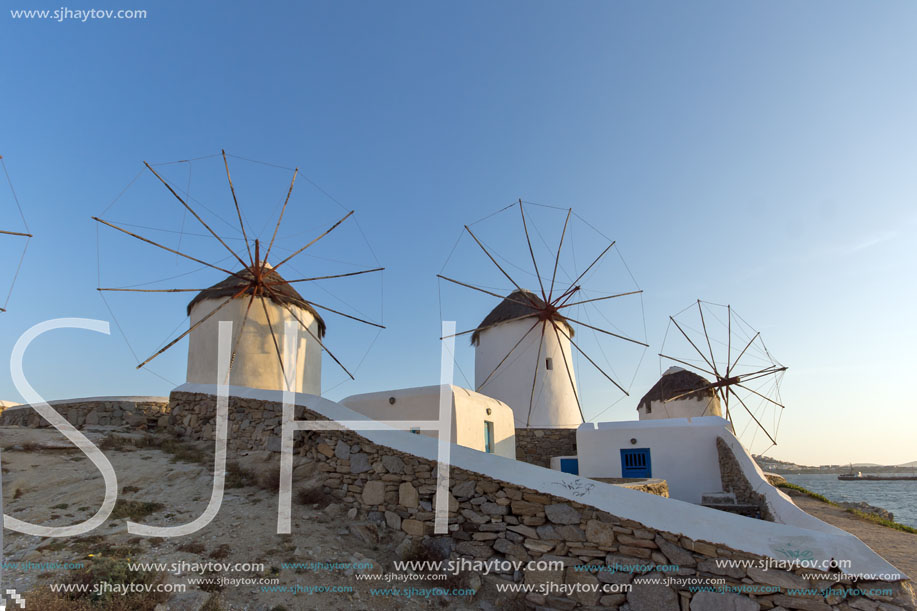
(163, 390), (916, 611)
(716, 437), (774, 522)
(0, 397), (169, 429)
(515, 427), (577, 468)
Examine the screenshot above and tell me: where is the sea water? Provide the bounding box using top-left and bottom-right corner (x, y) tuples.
(784, 473), (917, 528)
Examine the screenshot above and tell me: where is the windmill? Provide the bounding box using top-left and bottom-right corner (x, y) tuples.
(0, 155), (32, 313)
(93, 150), (384, 392)
(658, 300), (787, 451)
(438, 200), (648, 428)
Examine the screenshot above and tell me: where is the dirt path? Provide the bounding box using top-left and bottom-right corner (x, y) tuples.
(783, 489), (917, 579)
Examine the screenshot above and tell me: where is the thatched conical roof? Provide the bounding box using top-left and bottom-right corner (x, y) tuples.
(638, 367), (714, 411)
(187, 267), (326, 337)
(471, 289), (573, 345)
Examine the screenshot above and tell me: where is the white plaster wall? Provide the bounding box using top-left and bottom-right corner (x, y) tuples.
(638, 395), (722, 420)
(175, 382), (907, 580)
(474, 318), (581, 429)
(186, 297), (322, 394)
(577, 417), (728, 503)
(341, 385), (515, 458)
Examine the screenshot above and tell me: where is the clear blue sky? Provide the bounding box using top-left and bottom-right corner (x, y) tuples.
(1, 1), (915, 465)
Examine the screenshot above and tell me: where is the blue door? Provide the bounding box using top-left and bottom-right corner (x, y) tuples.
(559, 458), (579, 475)
(620, 448), (651, 478)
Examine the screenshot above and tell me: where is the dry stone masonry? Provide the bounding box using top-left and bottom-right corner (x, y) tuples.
(159, 391), (916, 611)
(515, 428), (577, 468)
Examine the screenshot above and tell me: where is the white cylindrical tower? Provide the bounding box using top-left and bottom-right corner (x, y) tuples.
(473, 290), (581, 428)
(637, 366), (723, 420)
(186, 267), (325, 394)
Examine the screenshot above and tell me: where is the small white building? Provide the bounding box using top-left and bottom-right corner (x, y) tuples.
(637, 366), (722, 420)
(474, 290), (581, 429)
(341, 385), (516, 458)
(577, 416), (730, 503)
(186, 267), (325, 394)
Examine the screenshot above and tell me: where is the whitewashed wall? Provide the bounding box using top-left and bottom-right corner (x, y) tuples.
(186, 297), (322, 394)
(474, 318), (581, 429)
(341, 385), (516, 458)
(577, 416), (729, 503)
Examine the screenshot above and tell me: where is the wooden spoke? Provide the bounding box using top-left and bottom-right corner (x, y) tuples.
(0, 229), (31, 237)
(726, 305), (732, 377)
(727, 387), (777, 446)
(259, 289), (288, 387)
(221, 150), (254, 267)
(734, 383), (785, 409)
(553, 320), (628, 396)
(436, 275), (537, 309)
(302, 299), (385, 329)
(475, 319), (541, 391)
(144, 162), (249, 271)
(551, 240), (615, 306)
(669, 316), (718, 373)
(697, 300), (720, 377)
(733, 366), (787, 384)
(657, 353), (717, 377)
(548, 319), (585, 424)
(273, 210), (354, 270)
(136, 295), (235, 369)
(262, 167), (299, 270)
(548, 208), (571, 303)
(442, 313), (538, 340)
(98, 287), (219, 293)
(563, 315), (649, 347)
(556, 290), (643, 309)
(92, 217), (247, 281)
(268, 287), (355, 380)
(526, 321), (548, 427)
(519, 200), (547, 302)
(227, 292), (257, 381)
(463, 225), (539, 308)
(268, 267), (384, 284)
(728, 331), (760, 375)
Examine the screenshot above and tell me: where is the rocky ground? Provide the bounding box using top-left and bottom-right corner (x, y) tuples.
(0, 425), (486, 611)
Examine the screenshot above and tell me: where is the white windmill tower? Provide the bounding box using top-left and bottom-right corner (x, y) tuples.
(438, 200), (648, 429)
(473, 289), (581, 428)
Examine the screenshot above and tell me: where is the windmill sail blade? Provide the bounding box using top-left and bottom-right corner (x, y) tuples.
(272, 268), (384, 284)
(657, 353), (717, 377)
(144, 162), (249, 271)
(92, 217), (246, 281)
(556, 289), (643, 309)
(269, 288), (355, 380)
(728, 387), (777, 446)
(463, 225), (539, 308)
(526, 321), (548, 427)
(262, 167), (298, 269)
(548, 320), (585, 424)
(259, 292), (289, 388)
(436, 275), (535, 308)
(552, 240), (615, 305)
(442, 313), (538, 341)
(518, 200), (547, 302)
(547, 208), (571, 303)
(136, 295), (236, 369)
(221, 150), (254, 267)
(273, 210), (354, 270)
(563, 315), (649, 347)
(553, 320), (628, 396)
